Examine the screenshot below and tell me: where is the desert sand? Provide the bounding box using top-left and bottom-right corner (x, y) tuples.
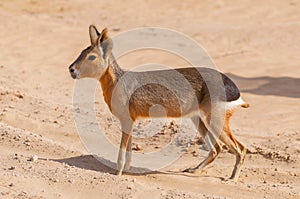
(0, 0), (299, 198)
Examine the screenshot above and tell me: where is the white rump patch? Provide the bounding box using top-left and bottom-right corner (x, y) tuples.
(225, 97), (246, 110)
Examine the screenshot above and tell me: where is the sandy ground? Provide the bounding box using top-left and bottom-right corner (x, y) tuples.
(0, 0), (299, 198)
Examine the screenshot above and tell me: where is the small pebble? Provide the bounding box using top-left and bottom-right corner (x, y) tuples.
(127, 186), (132, 190)
(53, 178), (59, 183)
(29, 155), (38, 162)
(133, 144), (142, 151)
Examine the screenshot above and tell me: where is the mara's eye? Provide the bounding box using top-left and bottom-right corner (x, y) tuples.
(88, 55), (97, 61)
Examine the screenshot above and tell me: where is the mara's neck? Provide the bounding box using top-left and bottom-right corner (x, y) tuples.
(99, 54), (124, 111)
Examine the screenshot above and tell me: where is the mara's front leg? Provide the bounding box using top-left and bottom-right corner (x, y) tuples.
(116, 122), (133, 176)
(124, 134), (132, 172)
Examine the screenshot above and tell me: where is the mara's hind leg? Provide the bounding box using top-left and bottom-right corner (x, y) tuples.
(191, 116), (208, 139)
(220, 110), (247, 181)
(184, 138), (222, 174)
(184, 116), (222, 173)
(124, 134), (132, 171)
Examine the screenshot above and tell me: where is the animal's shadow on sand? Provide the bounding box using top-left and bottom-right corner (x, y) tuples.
(53, 155), (115, 174)
(52, 155), (223, 179)
(226, 73), (300, 98)
(53, 155), (160, 176)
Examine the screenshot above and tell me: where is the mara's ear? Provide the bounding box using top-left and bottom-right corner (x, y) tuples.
(97, 28), (113, 61)
(89, 25), (100, 46)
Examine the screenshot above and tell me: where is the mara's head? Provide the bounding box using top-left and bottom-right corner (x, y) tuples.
(69, 25), (113, 79)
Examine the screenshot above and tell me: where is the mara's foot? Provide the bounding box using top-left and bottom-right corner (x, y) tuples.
(116, 170), (123, 176)
(221, 178), (238, 184)
(182, 167), (203, 174)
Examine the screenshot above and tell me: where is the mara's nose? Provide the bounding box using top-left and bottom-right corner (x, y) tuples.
(69, 68), (75, 73)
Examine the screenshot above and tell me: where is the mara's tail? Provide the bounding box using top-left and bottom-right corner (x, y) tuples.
(241, 103), (250, 108)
